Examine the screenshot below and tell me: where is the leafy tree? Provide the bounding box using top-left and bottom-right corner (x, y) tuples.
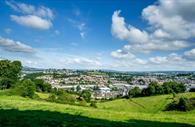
(16, 79), (36, 98)
(0, 60), (22, 89)
(162, 81), (186, 94)
(128, 87), (142, 98)
(34, 79), (52, 92)
(80, 90), (91, 102)
(0, 78), (14, 89)
(166, 97), (194, 111)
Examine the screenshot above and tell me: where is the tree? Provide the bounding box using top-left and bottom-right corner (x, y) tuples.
(34, 79), (52, 92)
(80, 90), (91, 102)
(128, 87), (141, 98)
(0, 78), (14, 89)
(16, 79), (36, 98)
(0, 60), (22, 89)
(162, 81), (186, 94)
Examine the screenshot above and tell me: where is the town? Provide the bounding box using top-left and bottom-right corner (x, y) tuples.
(23, 68), (195, 100)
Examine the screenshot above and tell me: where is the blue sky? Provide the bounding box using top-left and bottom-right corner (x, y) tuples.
(0, 0), (195, 71)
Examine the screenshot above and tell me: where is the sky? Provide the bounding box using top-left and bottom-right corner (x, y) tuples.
(0, 0), (195, 71)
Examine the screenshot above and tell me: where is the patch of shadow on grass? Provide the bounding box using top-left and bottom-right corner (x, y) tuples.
(0, 109), (194, 127)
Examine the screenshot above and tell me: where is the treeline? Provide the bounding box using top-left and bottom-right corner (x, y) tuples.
(128, 81), (186, 98)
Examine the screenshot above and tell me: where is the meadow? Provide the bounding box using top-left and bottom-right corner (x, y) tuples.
(0, 91), (195, 127)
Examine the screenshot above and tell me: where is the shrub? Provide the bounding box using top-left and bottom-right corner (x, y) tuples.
(80, 90), (91, 102)
(15, 79), (36, 98)
(162, 81), (186, 94)
(189, 88), (195, 92)
(166, 97), (194, 111)
(33, 79), (52, 92)
(0, 78), (14, 89)
(48, 89), (77, 105)
(128, 87), (142, 97)
(90, 101), (97, 108)
(177, 97), (193, 111)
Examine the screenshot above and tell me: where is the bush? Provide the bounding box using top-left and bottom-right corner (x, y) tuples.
(162, 81), (186, 94)
(166, 97), (194, 111)
(80, 90), (91, 102)
(48, 89), (77, 105)
(90, 101), (97, 108)
(128, 87), (142, 97)
(33, 79), (52, 92)
(15, 79), (36, 98)
(189, 88), (195, 92)
(0, 78), (14, 89)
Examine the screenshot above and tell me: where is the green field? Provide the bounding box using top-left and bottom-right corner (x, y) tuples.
(0, 92), (195, 127)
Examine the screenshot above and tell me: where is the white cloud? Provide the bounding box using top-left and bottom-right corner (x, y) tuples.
(110, 0), (195, 70)
(112, 10), (148, 43)
(4, 28), (12, 34)
(6, 1), (53, 19)
(67, 15), (87, 39)
(149, 56), (167, 64)
(142, 0), (195, 39)
(80, 32), (85, 39)
(26, 50), (102, 69)
(11, 15), (52, 30)
(0, 37), (34, 53)
(7, 1), (53, 30)
(111, 49), (135, 59)
(111, 10), (190, 54)
(184, 48), (195, 60)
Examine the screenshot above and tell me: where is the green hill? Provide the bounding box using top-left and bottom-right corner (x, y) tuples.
(0, 92), (195, 127)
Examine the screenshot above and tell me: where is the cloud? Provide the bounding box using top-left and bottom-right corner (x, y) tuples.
(67, 8), (88, 39)
(112, 10), (148, 43)
(142, 0), (195, 39)
(0, 37), (34, 53)
(111, 10), (190, 54)
(111, 49), (135, 59)
(80, 32), (85, 39)
(6, 1), (53, 30)
(4, 28), (12, 34)
(22, 49), (102, 69)
(6, 1), (53, 19)
(184, 48), (195, 60)
(149, 56), (167, 64)
(110, 0), (195, 70)
(11, 15), (52, 30)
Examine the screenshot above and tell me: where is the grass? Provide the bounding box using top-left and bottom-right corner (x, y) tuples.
(0, 91), (195, 126)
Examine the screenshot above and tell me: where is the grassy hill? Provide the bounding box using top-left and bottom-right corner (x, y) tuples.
(0, 92), (195, 127)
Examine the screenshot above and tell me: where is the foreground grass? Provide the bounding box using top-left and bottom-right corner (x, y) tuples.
(0, 92), (195, 127)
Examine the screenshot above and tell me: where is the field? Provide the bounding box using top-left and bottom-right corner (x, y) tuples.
(0, 91), (195, 127)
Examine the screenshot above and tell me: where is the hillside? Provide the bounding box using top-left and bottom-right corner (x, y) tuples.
(0, 92), (195, 127)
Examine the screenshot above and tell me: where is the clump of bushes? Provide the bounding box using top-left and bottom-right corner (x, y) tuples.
(90, 101), (97, 108)
(14, 79), (36, 98)
(128, 81), (186, 98)
(79, 90), (91, 103)
(166, 97), (195, 111)
(189, 88), (195, 92)
(47, 89), (93, 107)
(128, 87), (142, 98)
(33, 79), (52, 93)
(48, 89), (78, 105)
